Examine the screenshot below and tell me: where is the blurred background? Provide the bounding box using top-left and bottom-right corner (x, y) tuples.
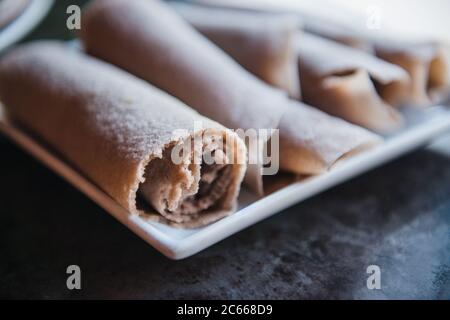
(12, 0), (450, 44)
(198, 0), (450, 42)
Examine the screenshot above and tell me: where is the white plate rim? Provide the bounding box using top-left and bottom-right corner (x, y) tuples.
(0, 0), (54, 53)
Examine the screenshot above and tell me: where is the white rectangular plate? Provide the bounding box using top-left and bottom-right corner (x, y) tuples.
(1, 105), (450, 259)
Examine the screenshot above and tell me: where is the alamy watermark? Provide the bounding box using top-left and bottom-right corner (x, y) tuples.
(66, 5), (81, 30)
(366, 265), (381, 290)
(170, 121), (280, 176)
(66, 265), (81, 290)
(366, 5), (382, 30)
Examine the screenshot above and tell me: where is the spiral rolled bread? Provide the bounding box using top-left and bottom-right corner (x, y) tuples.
(0, 42), (247, 228)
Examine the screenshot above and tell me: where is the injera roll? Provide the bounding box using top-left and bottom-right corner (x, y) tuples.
(171, 2), (301, 99)
(0, 41), (247, 228)
(296, 33), (409, 132)
(80, 0), (381, 194)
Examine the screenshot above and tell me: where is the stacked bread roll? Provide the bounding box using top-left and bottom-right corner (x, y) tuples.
(0, 0), (391, 228)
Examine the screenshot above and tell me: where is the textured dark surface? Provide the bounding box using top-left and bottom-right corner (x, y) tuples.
(0, 134), (449, 299)
(1, 0), (450, 300)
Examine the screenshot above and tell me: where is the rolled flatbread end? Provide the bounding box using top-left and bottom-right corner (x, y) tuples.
(0, 41), (247, 228)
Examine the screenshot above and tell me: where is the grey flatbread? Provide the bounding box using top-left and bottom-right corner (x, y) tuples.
(194, 1), (450, 106)
(0, 41), (247, 228)
(290, 8), (450, 106)
(374, 39), (450, 106)
(279, 101), (381, 175)
(171, 2), (301, 99)
(296, 33), (409, 132)
(80, 0), (381, 194)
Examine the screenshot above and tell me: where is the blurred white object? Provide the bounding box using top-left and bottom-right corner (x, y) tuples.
(197, 0), (450, 42)
(0, 0), (53, 52)
(329, 0), (450, 42)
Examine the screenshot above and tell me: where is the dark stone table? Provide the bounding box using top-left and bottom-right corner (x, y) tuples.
(0, 0), (449, 300)
(1, 134), (449, 299)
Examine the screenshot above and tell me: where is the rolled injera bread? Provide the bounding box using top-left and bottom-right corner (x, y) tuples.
(0, 0), (30, 30)
(170, 2), (301, 99)
(193, 0), (450, 106)
(279, 101), (381, 175)
(374, 39), (450, 106)
(81, 0), (381, 193)
(0, 41), (247, 228)
(286, 9), (450, 106)
(81, 0), (288, 195)
(289, 6), (371, 51)
(191, 0), (372, 50)
(296, 33), (409, 133)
